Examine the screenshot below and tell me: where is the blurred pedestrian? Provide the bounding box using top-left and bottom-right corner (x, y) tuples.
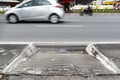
(60, 0), (70, 12)
(113, 3), (116, 9)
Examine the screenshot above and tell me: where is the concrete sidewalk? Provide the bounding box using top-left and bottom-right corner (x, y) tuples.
(1, 43), (120, 80)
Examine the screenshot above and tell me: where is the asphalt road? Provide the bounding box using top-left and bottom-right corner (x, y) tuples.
(0, 14), (120, 42)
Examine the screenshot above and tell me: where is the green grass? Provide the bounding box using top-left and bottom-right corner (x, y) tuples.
(0, 11), (4, 14)
(93, 9), (120, 13)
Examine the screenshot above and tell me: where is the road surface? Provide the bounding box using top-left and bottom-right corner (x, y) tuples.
(0, 14), (120, 42)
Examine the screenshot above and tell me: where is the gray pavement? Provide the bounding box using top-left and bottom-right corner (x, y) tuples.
(9, 75), (120, 80)
(0, 13), (120, 79)
(7, 45), (113, 80)
(0, 14), (120, 42)
(95, 44), (120, 70)
(0, 43), (120, 80)
(0, 44), (26, 71)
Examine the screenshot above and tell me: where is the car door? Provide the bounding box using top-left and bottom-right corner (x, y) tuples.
(32, 0), (52, 19)
(17, 1), (36, 20)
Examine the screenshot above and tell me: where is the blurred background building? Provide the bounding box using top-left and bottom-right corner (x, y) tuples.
(0, 0), (120, 11)
(0, 0), (19, 7)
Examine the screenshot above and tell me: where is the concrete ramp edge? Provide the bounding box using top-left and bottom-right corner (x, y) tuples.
(86, 44), (120, 74)
(2, 43), (37, 74)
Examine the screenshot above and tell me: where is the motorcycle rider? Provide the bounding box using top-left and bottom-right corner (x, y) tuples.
(83, 5), (93, 14)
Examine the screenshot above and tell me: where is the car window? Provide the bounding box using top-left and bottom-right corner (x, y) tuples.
(19, 1), (33, 8)
(33, 0), (51, 6)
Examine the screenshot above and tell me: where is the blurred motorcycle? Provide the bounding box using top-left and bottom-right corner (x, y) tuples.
(80, 5), (93, 16)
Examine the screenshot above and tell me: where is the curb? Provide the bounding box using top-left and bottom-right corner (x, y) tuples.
(2, 43), (37, 74)
(33, 42), (88, 46)
(86, 44), (120, 74)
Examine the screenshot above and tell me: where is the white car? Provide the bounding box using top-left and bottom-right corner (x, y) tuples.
(4, 0), (64, 23)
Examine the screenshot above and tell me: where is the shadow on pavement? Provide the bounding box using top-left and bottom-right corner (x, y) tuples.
(16, 21), (66, 24)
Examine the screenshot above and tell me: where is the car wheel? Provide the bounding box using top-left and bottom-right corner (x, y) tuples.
(49, 14), (59, 24)
(8, 14), (18, 23)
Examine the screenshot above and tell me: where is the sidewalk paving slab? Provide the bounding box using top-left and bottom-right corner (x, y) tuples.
(7, 45), (114, 80)
(1, 44), (120, 80)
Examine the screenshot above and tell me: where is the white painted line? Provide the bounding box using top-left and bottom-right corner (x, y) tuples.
(1, 41), (120, 45)
(37, 25), (83, 28)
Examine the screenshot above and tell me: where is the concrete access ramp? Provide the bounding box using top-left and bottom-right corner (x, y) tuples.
(0, 42), (120, 80)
